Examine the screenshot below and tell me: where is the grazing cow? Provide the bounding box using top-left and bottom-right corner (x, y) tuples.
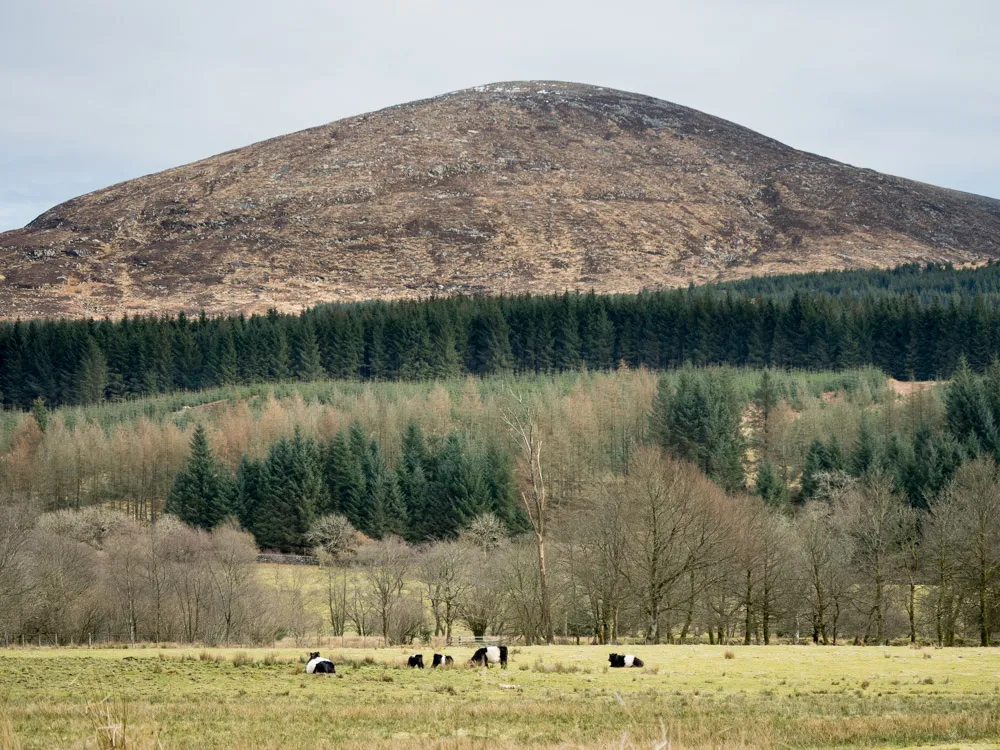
(306, 652), (335, 674)
(407, 654), (425, 669)
(608, 653), (644, 668)
(470, 645), (508, 668)
(431, 654), (454, 667)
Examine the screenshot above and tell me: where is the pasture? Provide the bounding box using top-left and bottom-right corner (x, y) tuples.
(2, 645), (1000, 749)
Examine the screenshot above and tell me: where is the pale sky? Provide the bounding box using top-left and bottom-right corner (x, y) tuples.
(1, 0), (998, 232)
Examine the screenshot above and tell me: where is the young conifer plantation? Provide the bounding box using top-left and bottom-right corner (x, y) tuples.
(2, 264), (1000, 648)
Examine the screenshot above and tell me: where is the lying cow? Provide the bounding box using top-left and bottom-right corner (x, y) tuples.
(407, 654), (425, 668)
(470, 645), (508, 668)
(306, 652), (335, 674)
(608, 653), (644, 668)
(432, 654), (454, 667)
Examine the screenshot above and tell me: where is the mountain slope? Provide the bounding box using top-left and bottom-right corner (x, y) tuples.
(2, 81), (999, 318)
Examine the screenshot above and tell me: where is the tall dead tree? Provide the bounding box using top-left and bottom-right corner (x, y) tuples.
(501, 393), (555, 645)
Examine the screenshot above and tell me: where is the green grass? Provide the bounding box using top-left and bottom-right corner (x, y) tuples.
(2, 645), (999, 749)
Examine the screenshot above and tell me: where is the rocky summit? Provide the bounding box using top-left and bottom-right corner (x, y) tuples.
(2, 81), (999, 319)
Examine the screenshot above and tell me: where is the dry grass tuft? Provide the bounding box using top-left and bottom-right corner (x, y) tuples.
(0, 703), (22, 750)
(723, 649), (735, 660)
(338, 655), (378, 669)
(532, 660), (582, 674)
(86, 696), (160, 749)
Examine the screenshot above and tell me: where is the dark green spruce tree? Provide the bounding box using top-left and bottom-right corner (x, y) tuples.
(755, 460), (789, 507)
(76, 336), (109, 405)
(397, 422), (431, 541)
(165, 424), (234, 529)
(251, 427), (326, 552)
(322, 431), (367, 527)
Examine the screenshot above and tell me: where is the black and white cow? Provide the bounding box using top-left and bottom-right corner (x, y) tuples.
(306, 652), (335, 674)
(470, 645), (508, 668)
(407, 654), (425, 668)
(431, 654), (454, 667)
(608, 653), (644, 668)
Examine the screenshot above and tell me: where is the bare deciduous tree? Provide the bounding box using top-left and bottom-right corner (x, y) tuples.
(834, 476), (909, 645)
(418, 541), (472, 643)
(923, 491), (963, 646)
(623, 449), (728, 644)
(795, 501), (850, 644)
(501, 393), (555, 644)
(205, 523), (258, 644)
(359, 536), (412, 645)
(951, 459), (1000, 646)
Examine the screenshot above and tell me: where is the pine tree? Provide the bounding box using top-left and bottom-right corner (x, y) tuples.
(752, 370), (782, 426)
(752, 369), (782, 454)
(172, 315), (203, 390)
(165, 424), (233, 529)
(983, 356), (1000, 434)
(902, 424), (963, 509)
(31, 397), (49, 433)
(427, 432), (489, 538)
(850, 418), (880, 477)
(755, 460), (788, 506)
(252, 427), (326, 552)
(397, 422), (431, 541)
(324, 312), (364, 379)
(650, 369), (708, 466)
(215, 326), (239, 385)
(481, 444), (529, 533)
(264, 311), (291, 381)
(800, 439), (832, 500)
(427, 308), (463, 379)
(294, 317), (325, 381)
(466, 302), (513, 375)
(579, 293), (615, 370)
(552, 293), (582, 371)
(76, 337), (109, 405)
(364, 441), (408, 538)
(233, 455), (265, 530)
(946, 356), (998, 454)
(651, 368), (746, 492)
(322, 432), (366, 528)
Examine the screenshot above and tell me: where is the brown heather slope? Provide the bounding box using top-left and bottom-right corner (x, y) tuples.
(2, 81), (999, 319)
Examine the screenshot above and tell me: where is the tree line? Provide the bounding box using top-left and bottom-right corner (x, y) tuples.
(4, 449), (1000, 647)
(714, 260), (1000, 303)
(4, 263), (1000, 409)
(0, 507), (284, 645)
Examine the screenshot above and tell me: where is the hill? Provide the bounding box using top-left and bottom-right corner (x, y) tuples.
(2, 81), (999, 319)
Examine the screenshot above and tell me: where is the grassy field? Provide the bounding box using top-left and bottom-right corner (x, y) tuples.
(2, 645), (999, 749)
